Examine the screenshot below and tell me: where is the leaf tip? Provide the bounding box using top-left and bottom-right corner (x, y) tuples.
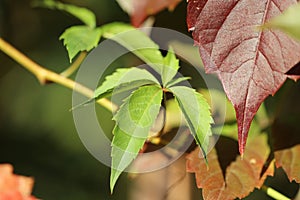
(238, 140), (246, 157)
(110, 169), (122, 194)
(206, 161), (209, 171)
(198, 146), (208, 165)
(70, 98), (94, 111)
(237, 123), (248, 157)
(240, 153), (244, 160)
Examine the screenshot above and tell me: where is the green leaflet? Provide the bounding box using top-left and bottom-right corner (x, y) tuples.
(32, 0), (96, 28)
(60, 26), (101, 62)
(165, 77), (191, 88)
(169, 86), (213, 158)
(111, 85), (163, 192)
(162, 48), (180, 87)
(34, 0), (99, 62)
(101, 22), (135, 36)
(101, 22), (164, 74)
(110, 125), (146, 192)
(261, 2), (300, 41)
(71, 67), (160, 110)
(94, 67), (160, 99)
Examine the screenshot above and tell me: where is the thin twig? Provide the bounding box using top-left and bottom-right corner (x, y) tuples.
(0, 38), (118, 112)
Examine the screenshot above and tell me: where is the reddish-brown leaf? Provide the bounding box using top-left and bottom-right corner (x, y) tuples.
(117, 0), (182, 27)
(187, 0), (300, 155)
(275, 145), (300, 183)
(0, 164), (38, 200)
(186, 135), (274, 200)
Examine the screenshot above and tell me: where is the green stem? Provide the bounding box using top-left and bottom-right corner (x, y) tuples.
(60, 51), (87, 77)
(0, 37), (118, 112)
(262, 185), (291, 200)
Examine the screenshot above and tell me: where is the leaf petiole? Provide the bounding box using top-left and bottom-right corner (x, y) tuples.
(60, 51), (87, 77)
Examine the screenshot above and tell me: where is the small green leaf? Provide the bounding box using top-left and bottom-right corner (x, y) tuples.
(110, 125), (146, 192)
(33, 0), (96, 28)
(162, 48), (180, 86)
(261, 2), (300, 41)
(111, 85), (163, 192)
(101, 22), (135, 36)
(95, 67), (160, 99)
(169, 86), (213, 158)
(71, 67), (160, 110)
(60, 26), (101, 62)
(110, 125), (146, 191)
(165, 77), (191, 88)
(101, 22), (164, 74)
(113, 85), (163, 138)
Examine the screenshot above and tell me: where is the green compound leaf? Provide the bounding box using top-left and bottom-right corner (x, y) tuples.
(60, 26), (101, 62)
(111, 85), (163, 192)
(261, 2), (300, 41)
(33, 0), (96, 28)
(101, 22), (164, 74)
(95, 67), (160, 99)
(169, 86), (213, 158)
(162, 48), (180, 87)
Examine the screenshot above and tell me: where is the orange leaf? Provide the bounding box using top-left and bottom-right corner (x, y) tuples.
(275, 144), (300, 183)
(186, 135), (274, 200)
(0, 164), (38, 200)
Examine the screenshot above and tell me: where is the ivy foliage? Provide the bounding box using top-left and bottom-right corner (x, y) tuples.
(36, 0), (213, 193)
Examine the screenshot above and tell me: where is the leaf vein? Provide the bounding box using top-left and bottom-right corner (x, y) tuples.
(210, 1), (240, 55)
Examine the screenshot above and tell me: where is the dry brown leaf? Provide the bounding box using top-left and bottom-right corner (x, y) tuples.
(186, 135), (274, 200)
(275, 144), (300, 183)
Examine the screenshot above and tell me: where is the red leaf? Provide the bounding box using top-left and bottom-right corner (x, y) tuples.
(118, 0), (182, 27)
(275, 145), (300, 183)
(187, 0), (300, 155)
(186, 135), (274, 200)
(0, 164), (38, 200)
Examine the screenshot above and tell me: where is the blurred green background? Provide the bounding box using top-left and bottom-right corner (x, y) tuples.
(0, 0), (299, 200)
(0, 0), (188, 199)
(0, 0), (130, 199)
